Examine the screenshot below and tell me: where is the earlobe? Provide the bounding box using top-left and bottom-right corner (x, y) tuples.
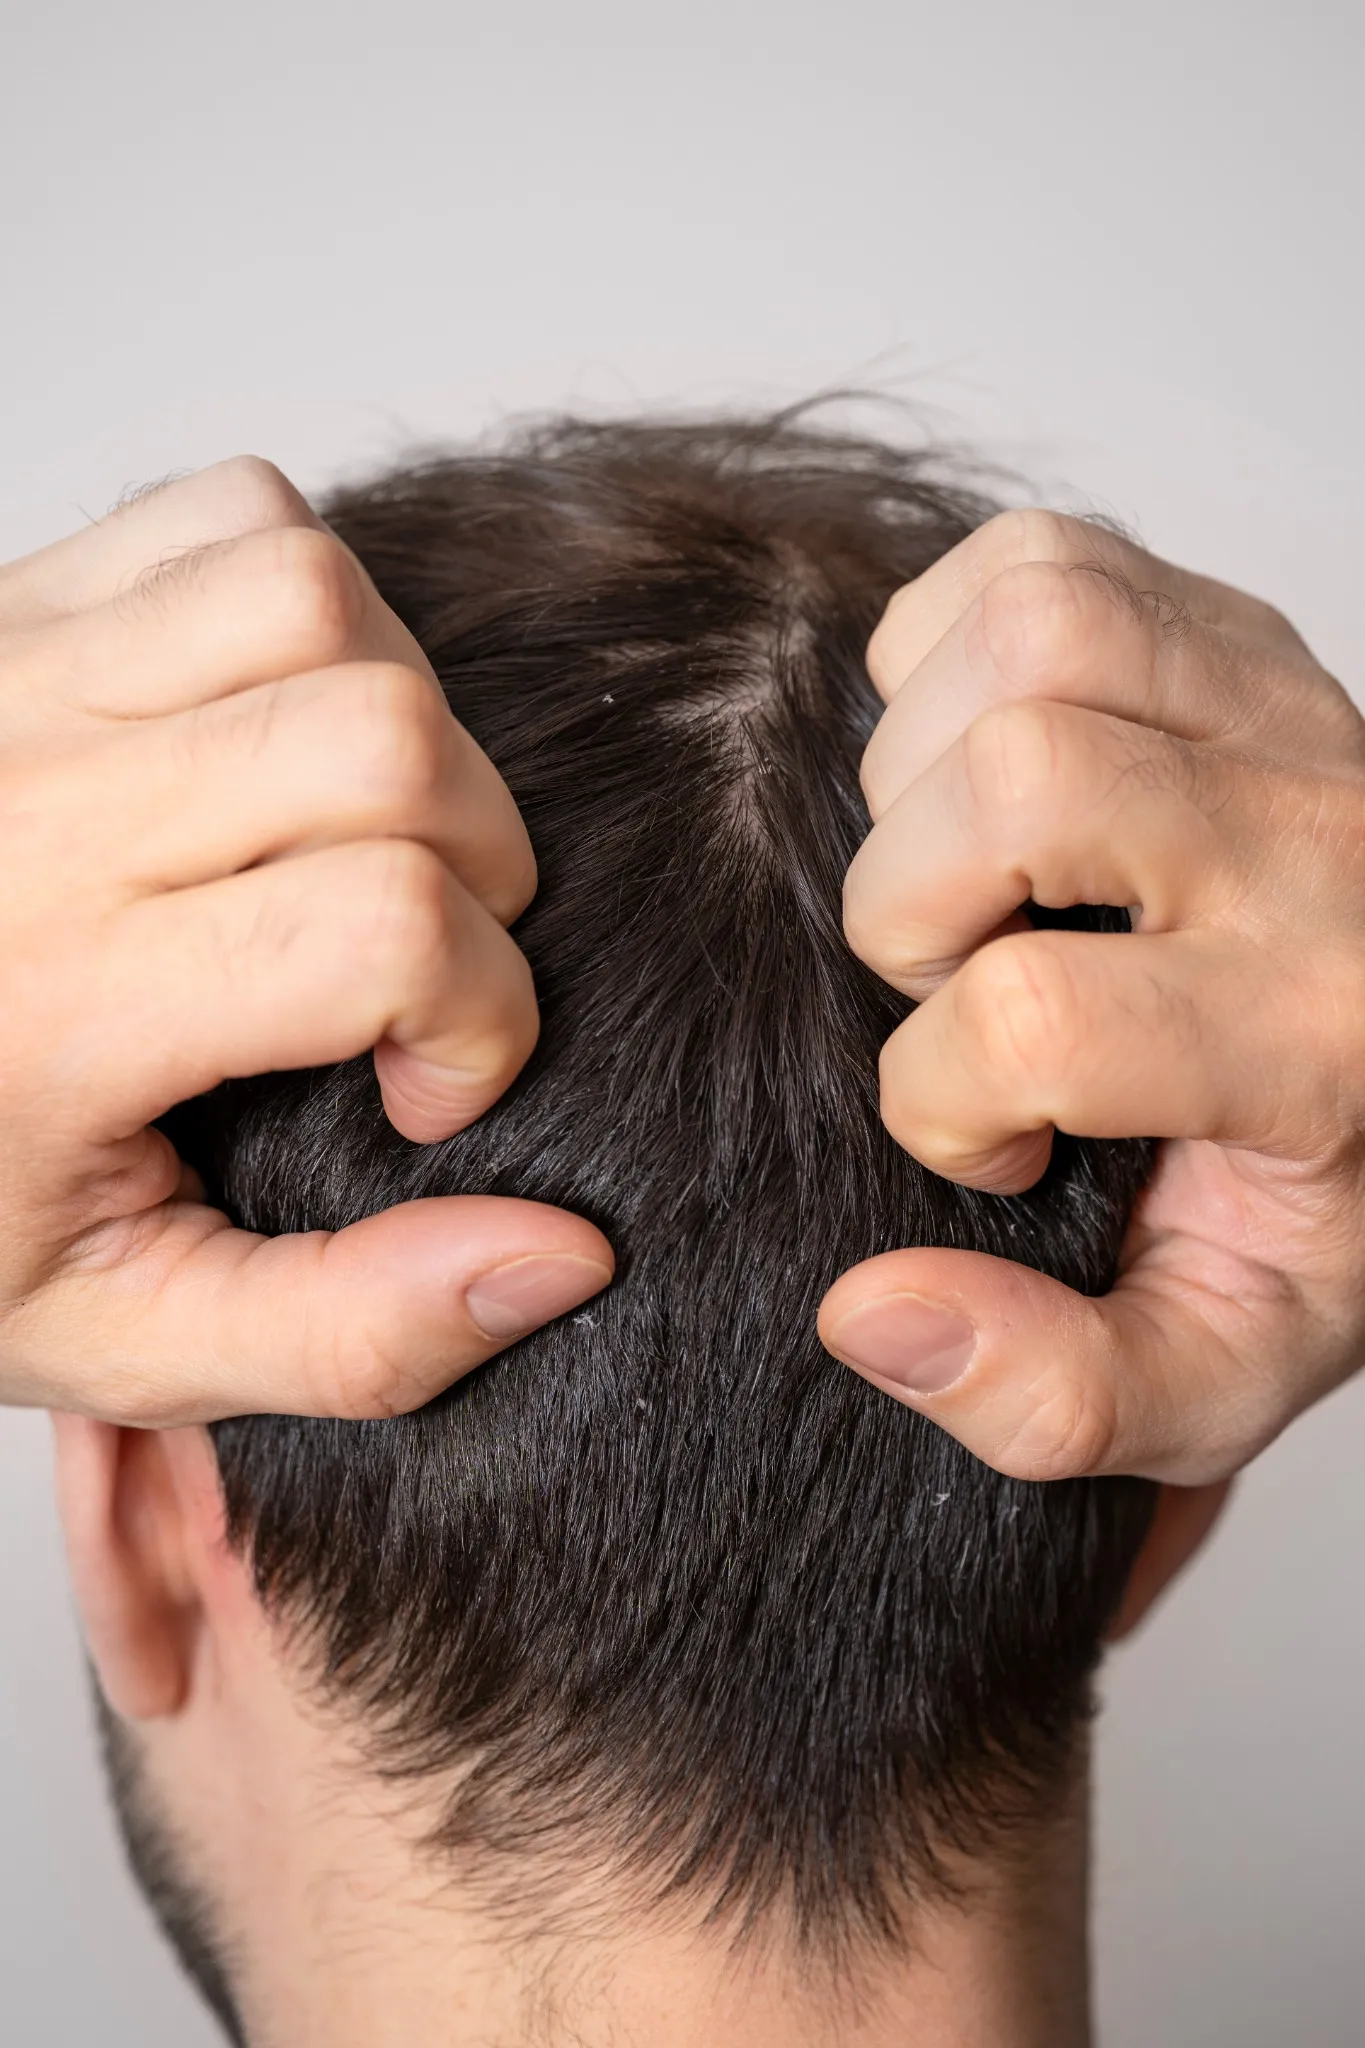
(1107, 1478), (1234, 1642)
(50, 1415), (223, 1721)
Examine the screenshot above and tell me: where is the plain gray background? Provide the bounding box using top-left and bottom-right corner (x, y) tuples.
(2, 2), (1364, 2041)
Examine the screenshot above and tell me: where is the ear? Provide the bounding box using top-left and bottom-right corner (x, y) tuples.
(1108, 1478), (1234, 1642)
(50, 1417), (241, 1721)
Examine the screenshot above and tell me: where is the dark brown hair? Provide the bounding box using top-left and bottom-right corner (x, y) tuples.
(166, 410), (1154, 1968)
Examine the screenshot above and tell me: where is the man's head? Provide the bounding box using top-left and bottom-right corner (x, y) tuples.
(55, 414), (1200, 2045)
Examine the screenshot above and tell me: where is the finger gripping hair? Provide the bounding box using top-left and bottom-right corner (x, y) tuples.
(168, 411), (1156, 1957)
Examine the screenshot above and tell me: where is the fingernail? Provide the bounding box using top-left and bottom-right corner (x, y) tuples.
(830, 1295), (977, 1394)
(466, 1255), (612, 1341)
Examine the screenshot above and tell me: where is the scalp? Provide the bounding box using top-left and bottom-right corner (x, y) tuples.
(175, 411), (1157, 1956)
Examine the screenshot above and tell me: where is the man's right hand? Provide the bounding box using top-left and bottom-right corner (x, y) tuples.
(0, 459), (612, 1426)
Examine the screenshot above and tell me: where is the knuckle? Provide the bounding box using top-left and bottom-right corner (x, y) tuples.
(976, 506), (1083, 576)
(993, 1371), (1117, 1481)
(958, 698), (1069, 841)
(259, 525), (364, 668)
(329, 1334), (414, 1419)
(1255, 597), (1295, 639)
(354, 838), (451, 973)
(341, 664), (447, 815)
(1240, 589), (1306, 655)
(975, 558), (1091, 689)
(213, 455), (310, 533)
(956, 936), (1080, 1097)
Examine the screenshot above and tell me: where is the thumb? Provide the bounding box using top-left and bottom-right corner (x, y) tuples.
(817, 1246), (1287, 1485)
(32, 1195), (613, 1426)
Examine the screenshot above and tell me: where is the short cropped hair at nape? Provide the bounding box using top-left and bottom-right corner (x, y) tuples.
(169, 411), (1155, 1954)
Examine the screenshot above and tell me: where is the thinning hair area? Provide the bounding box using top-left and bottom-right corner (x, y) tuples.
(166, 410), (1155, 1965)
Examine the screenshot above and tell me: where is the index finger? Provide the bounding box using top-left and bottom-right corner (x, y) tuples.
(0, 456), (326, 629)
(867, 507), (1309, 705)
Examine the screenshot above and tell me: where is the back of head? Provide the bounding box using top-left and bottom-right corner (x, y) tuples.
(171, 412), (1154, 1955)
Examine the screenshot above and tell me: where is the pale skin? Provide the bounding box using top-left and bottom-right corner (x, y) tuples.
(53, 1411), (1204, 2048)
(28, 478), (1302, 2043)
(4, 464), (1361, 1510)
(820, 508), (1365, 1530)
(0, 458), (613, 1426)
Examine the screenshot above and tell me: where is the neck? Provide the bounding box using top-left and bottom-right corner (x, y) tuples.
(229, 1770), (1093, 2048)
(145, 1610), (1093, 2048)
